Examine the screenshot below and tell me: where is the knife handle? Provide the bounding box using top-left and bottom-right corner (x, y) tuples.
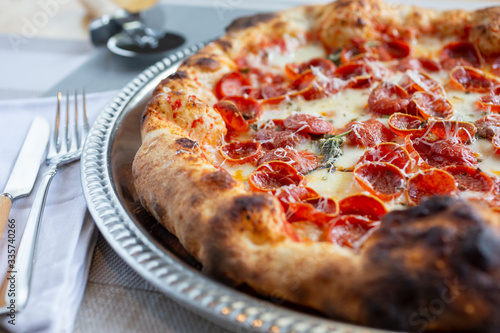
(0, 195), (12, 241)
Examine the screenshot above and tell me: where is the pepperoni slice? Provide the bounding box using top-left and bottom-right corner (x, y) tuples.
(450, 66), (499, 93)
(290, 70), (316, 91)
(258, 118), (285, 130)
(340, 45), (368, 63)
(379, 40), (411, 60)
(406, 169), (458, 205)
(354, 162), (406, 201)
(368, 82), (409, 115)
(411, 137), (478, 168)
(336, 62), (375, 89)
(475, 114), (500, 139)
(410, 92), (454, 119)
(328, 215), (376, 248)
(339, 194), (387, 220)
(358, 143), (412, 172)
(285, 58), (337, 80)
(257, 148), (319, 174)
(283, 113), (333, 135)
(487, 177), (500, 211)
(419, 58), (442, 72)
(476, 93), (500, 113)
(493, 132), (500, 155)
(442, 165), (494, 194)
(440, 42), (483, 70)
(253, 129), (308, 150)
(289, 197), (340, 225)
(404, 134), (430, 170)
(388, 113), (426, 138)
(345, 119), (395, 148)
(220, 141), (262, 164)
(395, 57), (441, 73)
(222, 96), (262, 123)
(395, 58), (422, 72)
(428, 120), (477, 143)
(275, 185), (319, 213)
(248, 161), (304, 192)
(213, 100), (249, 132)
(399, 71), (445, 96)
(259, 83), (288, 100)
(215, 71), (253, 99)
(335, 62), (371, 80)
(288, 70), (330, 101)
(493, 57), (500, 77)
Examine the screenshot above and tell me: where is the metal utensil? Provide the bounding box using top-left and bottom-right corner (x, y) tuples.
(0, 90), (89, 313)
(89, 7), (185, 58)
(0, 117), (50, 242)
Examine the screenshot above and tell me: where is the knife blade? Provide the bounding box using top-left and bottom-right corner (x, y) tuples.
(0, 117), (50, 239)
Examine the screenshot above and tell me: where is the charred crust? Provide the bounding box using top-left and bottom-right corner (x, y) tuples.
(200, 169), (236, 190)
(361, 197), (500, 331)
(203, 193), (275, 283)
(355, 17), (366, 27)
(334, 0), (367, 9)
(152, 71), (189, 96)
(169, 70), (188, 80)
(214, 39), (232, 52)
(195, 57), (220, 70)
(226, 13), (277, 32)
(231, 195), (269, 217)
(183, 56), (221, 71)
(174, 138), (198, 150)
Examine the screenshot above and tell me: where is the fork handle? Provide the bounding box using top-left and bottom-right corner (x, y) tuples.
(10, 164), (57, 311)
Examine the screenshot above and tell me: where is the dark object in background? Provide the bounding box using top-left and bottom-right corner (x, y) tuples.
(89, 8), (185, 58)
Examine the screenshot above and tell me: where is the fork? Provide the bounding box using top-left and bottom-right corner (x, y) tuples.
(12, 90), (89, 311)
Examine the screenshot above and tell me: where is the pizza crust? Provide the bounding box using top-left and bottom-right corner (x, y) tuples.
(133, 0), (500, 331)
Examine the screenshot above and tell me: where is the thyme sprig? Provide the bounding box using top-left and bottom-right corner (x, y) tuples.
(317, 130), (352, 172)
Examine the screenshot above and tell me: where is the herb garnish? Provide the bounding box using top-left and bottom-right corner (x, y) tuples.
(317, 130), (352, 172)
(327, 49), (342, 67)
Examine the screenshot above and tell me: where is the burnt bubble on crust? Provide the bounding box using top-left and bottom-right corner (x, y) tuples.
(203, 194), (276, 282)
(168, 70), (188, 80)
(201, 169), (236, 191)
(360, 196), (500, 331)
(226, 13), (278, 32)
(214, 39), (232, 52)
(174, 138), (198, 150)
(153, 70), (190, 96)
(183, 56), (221, 71)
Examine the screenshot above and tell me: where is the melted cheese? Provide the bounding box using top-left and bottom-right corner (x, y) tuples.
(261, 89), (371, 128)
(268, 42), (326, 68)
(305, 169), (360, 199)
(245, 40), (326, 74)
(213, 36), (500, 241)
(471, 139), (500, 177)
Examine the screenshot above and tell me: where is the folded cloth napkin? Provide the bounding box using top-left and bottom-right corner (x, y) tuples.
(0, 90), (118, 333)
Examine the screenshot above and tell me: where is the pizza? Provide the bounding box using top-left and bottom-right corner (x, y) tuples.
(132, 0), (500, 331)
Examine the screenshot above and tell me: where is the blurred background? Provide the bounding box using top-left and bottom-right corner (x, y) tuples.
(0, 0), (498, 100)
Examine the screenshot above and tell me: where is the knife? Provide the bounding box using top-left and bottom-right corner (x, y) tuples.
(0, 117), (50, 241)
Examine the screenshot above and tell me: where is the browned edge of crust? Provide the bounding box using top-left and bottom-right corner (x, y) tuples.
(133, 1), (500, 332)
(226, 12), (278, 33)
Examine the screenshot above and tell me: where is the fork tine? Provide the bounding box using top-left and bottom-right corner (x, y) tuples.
(61, 91), (69, 152)
(54, 92), (61, 153)
(82, 87), (89, 140)
(73, 90), (79, 150)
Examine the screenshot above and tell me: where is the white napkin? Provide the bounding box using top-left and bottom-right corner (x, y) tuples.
(0, 90), (118, 333)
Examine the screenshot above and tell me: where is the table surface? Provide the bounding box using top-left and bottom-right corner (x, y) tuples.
(2, 0), (500, 332)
